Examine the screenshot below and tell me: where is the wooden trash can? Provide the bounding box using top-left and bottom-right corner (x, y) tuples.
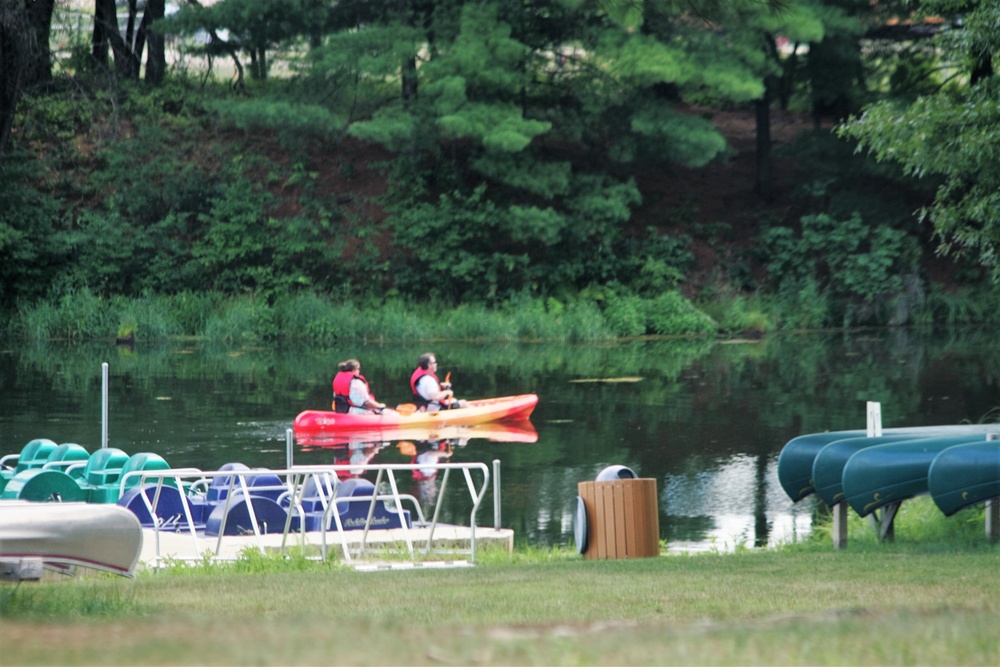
(576, 478), (659, 559)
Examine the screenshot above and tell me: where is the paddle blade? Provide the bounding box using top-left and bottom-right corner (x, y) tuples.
(396, 403), (418, 416)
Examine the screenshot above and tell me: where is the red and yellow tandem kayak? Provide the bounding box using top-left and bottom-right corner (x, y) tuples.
(296, 421), (539, 448)
(293, 393), (539, 435)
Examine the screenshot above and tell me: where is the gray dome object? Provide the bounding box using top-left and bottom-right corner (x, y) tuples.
(595, 465), (637, 481)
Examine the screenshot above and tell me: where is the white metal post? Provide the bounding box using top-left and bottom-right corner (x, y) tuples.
(493, 459), (501, 529)
(866, 401), (882, 437)
(101, 362), (109, 449)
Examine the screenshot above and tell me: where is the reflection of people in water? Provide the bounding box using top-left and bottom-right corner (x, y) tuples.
(331, 441), (385, 480)
(399, 438), (467, 511)
(413, 439), (453, 480)
(349, 441), (384, 476)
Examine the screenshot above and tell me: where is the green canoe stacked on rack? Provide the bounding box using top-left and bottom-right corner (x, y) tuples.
(777, 424), (1000, 504)
(928, 442), (1000, 516)
(777, 425), (1000, 524)
(840, 435), (995, 517)
(811, 434), (928, 507)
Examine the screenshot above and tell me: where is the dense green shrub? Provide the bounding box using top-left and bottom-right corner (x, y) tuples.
(619, 229), (693, 296)
(387, 184), (532, 302)
(192, 164), (279, 294)
(602, 293), (647, 337)
(769, 277), (831, 330)
(385, 167), (654, 303)
(759, 212), (920, 326)
(646, 292), (718, 336)
(0, 157), (69, 308)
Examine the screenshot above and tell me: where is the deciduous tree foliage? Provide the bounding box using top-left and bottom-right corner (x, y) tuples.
(840, 1), (1000, 270)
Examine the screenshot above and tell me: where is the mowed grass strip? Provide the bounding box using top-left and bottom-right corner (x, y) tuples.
(2, 547), (997, 665)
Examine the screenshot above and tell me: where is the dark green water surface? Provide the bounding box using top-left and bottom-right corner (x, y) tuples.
(3, 328), (998, 551)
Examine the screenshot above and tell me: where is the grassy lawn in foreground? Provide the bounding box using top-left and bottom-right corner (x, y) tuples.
(1, 542), (998, 666)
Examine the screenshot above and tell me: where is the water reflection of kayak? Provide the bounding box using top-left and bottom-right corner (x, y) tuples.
(296, 420), (538, 448)
(293, 394), (538, 434)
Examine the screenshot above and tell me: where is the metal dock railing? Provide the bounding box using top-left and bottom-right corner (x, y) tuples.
(122, 459), (509, 569)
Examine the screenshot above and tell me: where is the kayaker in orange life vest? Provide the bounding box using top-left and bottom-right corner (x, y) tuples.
(409, 352), (468, 412)
(332, 359), (390, 415)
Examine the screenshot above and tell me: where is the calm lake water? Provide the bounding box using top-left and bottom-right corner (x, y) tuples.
(3, 327), (999, 552)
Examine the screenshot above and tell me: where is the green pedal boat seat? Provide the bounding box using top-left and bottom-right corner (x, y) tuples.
(41, 443), (91, 478)
(81, 448), (132, 503)
(0, 438), (58, 493)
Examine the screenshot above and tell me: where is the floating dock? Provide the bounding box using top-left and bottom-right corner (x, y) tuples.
(138, 523), (514, 570)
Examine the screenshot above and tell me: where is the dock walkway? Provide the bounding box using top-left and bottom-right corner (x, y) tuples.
(137, 524), (514, 569)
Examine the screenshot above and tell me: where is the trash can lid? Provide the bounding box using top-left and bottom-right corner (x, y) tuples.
(595, 465), (637, 481)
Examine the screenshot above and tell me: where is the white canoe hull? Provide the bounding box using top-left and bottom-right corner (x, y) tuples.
(0, 501), (143, 577)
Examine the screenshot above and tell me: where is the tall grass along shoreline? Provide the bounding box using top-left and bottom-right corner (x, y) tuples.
(6, 285), (1000, 344)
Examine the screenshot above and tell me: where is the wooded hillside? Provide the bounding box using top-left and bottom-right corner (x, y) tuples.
(1, 0), (997, 338)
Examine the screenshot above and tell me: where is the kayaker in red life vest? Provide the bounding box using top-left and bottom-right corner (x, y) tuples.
(409, 352), (468, 412)
(332, 359), (390, 415)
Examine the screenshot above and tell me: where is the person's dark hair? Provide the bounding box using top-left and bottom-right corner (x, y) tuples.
(339, 359), (360, 372)
(417, 353), (435, 370)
